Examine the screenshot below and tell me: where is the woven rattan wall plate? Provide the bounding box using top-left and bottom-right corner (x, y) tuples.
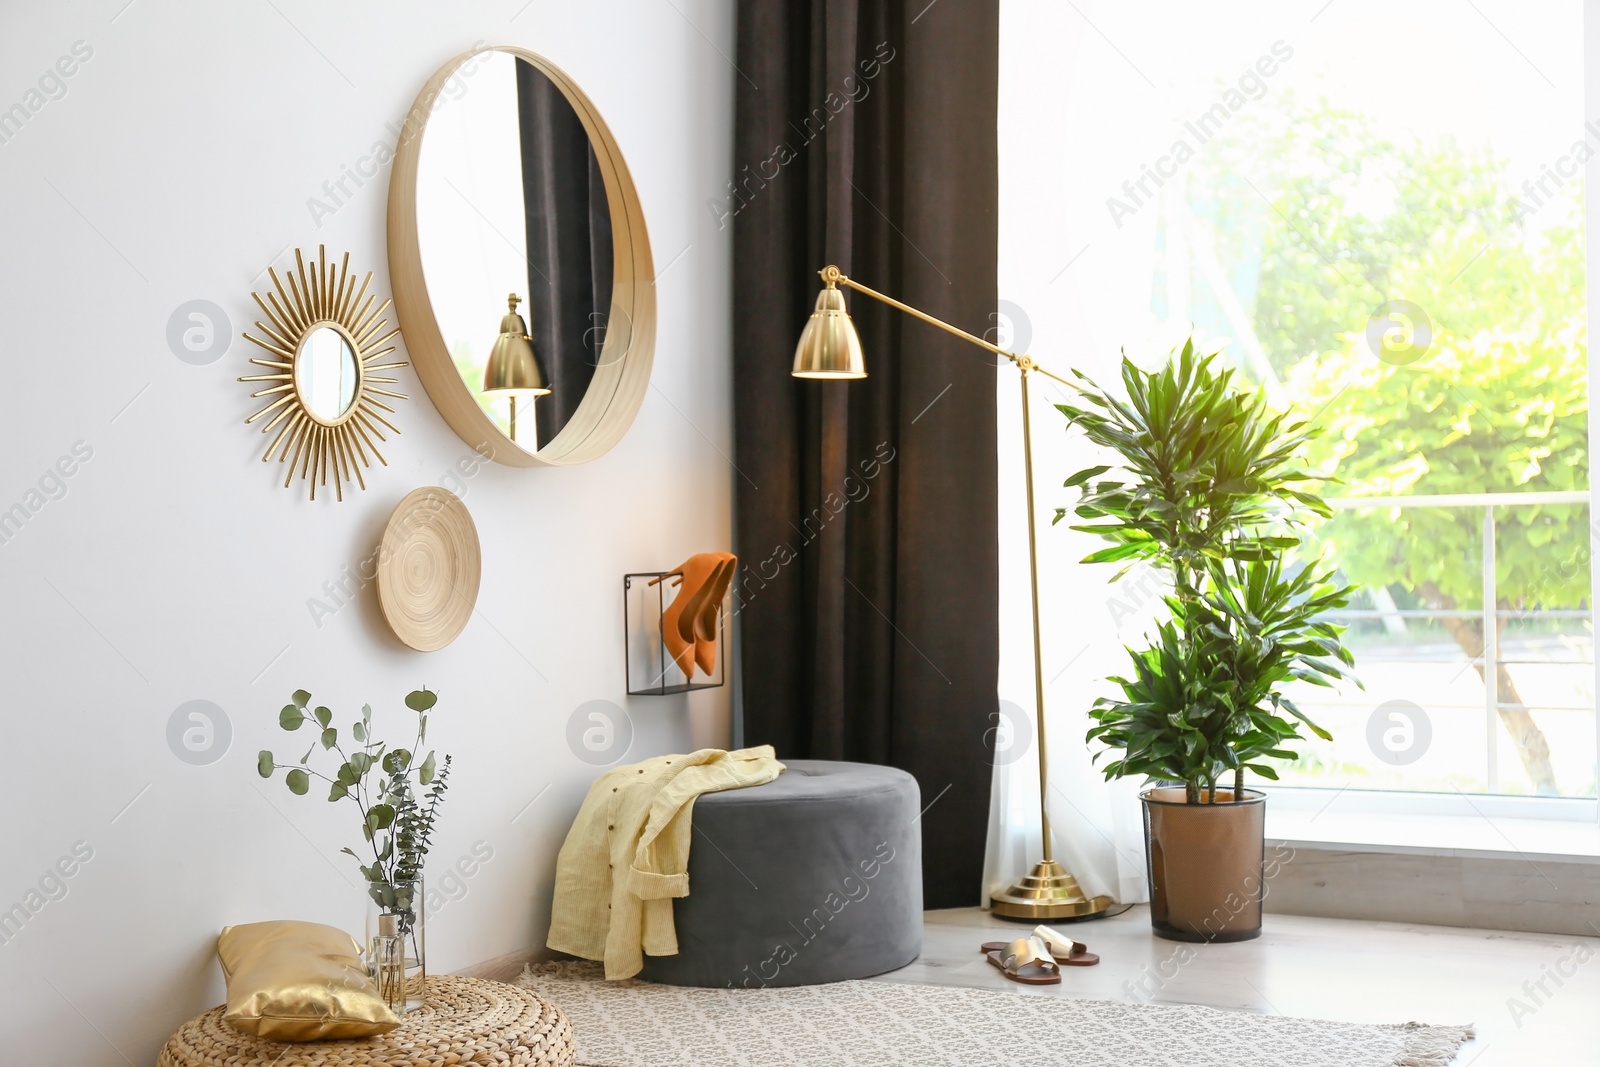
(377, 487), (481, 652)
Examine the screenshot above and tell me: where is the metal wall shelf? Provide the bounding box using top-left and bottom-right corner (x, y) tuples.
(624, 571), (727, 696)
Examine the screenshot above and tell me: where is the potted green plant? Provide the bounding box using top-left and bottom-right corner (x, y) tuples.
(1057, 341), (1357, 942)
(257, 687), (451, 1008)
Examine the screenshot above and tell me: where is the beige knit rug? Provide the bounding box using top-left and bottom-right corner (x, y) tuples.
(520, 963), (1474, 1067)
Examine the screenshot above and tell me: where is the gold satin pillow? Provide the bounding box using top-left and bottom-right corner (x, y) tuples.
(217, 920), (400, 1041)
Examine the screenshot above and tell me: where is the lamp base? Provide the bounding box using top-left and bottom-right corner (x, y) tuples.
(990, 859), (1113, 921)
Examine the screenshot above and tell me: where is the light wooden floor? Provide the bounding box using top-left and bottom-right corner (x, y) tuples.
(874, 907), (1599, 1065)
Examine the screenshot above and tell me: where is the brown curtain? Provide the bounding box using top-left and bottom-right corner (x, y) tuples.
(731, 1), (999, 909)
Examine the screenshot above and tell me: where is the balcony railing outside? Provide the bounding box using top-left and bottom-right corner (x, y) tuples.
(1288, 490), (1595, 797)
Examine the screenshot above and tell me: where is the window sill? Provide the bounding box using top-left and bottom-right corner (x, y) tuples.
(1263, 788), (1600, 864)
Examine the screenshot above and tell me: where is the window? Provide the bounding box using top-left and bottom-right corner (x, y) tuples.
(1004, 0), (1594, 801)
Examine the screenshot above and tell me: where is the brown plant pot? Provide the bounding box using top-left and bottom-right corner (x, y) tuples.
(1140, 785), (1266, 943)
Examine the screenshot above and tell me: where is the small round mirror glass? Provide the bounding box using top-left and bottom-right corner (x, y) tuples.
(295, 325), (359, 424)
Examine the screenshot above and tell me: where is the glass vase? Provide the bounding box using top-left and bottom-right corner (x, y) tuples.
(366, 878), (426, 1012)
(369, 927), (405, 1014)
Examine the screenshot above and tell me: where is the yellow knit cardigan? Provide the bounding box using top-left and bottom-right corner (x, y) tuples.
(546, 745), (785, 979)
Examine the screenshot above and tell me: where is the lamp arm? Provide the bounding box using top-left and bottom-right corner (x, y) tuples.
(821, 265), (1077, 390)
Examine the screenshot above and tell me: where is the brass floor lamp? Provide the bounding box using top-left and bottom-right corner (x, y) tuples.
(792, 264), (1111, 921)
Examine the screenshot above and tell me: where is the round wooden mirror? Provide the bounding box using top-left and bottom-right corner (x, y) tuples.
(388, 46), (655, 467)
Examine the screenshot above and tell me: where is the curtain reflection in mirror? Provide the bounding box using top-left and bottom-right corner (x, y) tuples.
(413, 49), (613, 452)
(515, 60), (612, 449)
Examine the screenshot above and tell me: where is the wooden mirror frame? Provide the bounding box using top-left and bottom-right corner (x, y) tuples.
(387, 45), (656, 467)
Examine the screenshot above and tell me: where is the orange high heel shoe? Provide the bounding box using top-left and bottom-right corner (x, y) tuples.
(687, 553), (737, 676)
(652, 553), (725, 680)
(651, 570), (692, 678)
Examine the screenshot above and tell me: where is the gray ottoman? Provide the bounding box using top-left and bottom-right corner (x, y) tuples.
(638, 760), (922, 987)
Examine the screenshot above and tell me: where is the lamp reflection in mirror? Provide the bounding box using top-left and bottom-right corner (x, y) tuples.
(790, 263), (1111, 923)
(483, 292), (550, 443)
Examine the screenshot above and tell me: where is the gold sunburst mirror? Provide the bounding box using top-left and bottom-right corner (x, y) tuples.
(240, 246), (408, 500)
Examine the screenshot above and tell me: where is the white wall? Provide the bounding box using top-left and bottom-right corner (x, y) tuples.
(0, 1), (734, 1060)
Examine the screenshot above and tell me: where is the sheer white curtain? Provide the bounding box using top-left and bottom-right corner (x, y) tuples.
(982, 348), (1153, 907)
(981, 233), (1156, 903)
(983, 0), (1209, 907)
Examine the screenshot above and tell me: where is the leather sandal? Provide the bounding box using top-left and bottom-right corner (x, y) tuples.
(1033, 924), (1100, 966)
(980, 925), (1099, 967)
(984, 936), (1061, 985)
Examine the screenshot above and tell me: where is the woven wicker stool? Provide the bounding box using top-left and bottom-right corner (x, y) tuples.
(157, 975), (575, 1067)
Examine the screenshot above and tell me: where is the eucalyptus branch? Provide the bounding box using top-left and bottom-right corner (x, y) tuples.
(256, 687), (450, 920)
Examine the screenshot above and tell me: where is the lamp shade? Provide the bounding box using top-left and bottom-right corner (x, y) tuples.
(791, 286), (866, 379)
(484, 293), (551, 397)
